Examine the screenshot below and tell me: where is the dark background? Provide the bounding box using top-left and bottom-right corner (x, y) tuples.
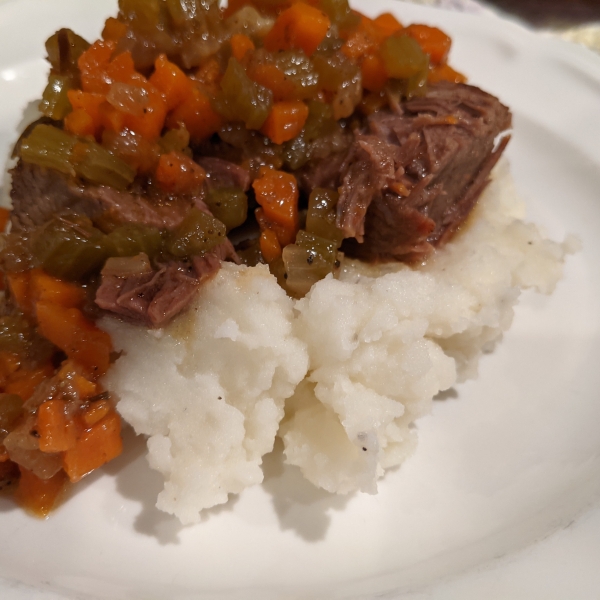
(485, 0), (600, 27)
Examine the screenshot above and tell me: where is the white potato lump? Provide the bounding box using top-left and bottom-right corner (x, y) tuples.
(102, 162), (576, 521)
(279, 161), (577, 495)
(101, 264), (308, 524)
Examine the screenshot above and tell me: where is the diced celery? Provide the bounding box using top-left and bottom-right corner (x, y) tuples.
(306, 188), (344, 244)
(72, 142), (136, 190)
(165, 208), (227, 258)
(45, 28), (90, 76)
(205, 187), (248, 232)
(380, 34), (429, 80)
(32, 215), (107, 280)
(215, 58), (273, 130)
(105, 224), (164, 258)
(19, 124), (76, 176)
(39, 74), (74, 121)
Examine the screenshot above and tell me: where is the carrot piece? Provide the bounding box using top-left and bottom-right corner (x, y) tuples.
(78, 40), (116, 94)
(428, 63), (467, 84)
(264, 3), (331, 57)
(260, 101), (309, 145)
(102, 17), (128, 41)
(37, 400), (78, 453)
(15, 467), (69, 517)
(0, 207), (10, 233)
(121, 86), (167, 141)
(253, 168), (299, 245)
(29, 269), (85, 309)
(64, 109), (96, 138)
(63, 411), (122, 483)
(361, 53), (388, 93)
(404, 24), (451, 66)
(155, 151), (206, 195)
(230, 34), (255, 61)
(82, 400), (110, 427)
(66, 90), (105, 139)
(373, 13), (403, 37)
(6, 271), (32, 315)
(259, 229), (282, 263)
(249, 63), (296, 102)
(99, 101), (127, 133)
(105, 51), (139, 85)
(5, 362), (54, 401)
(36, 302), (112, 377)
(150, 55), (195, 111)
(166, 86), (223, 143)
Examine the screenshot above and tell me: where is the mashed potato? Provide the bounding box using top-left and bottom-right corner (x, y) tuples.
(101, 162), (576, 522)
(101, 264), (308, 524)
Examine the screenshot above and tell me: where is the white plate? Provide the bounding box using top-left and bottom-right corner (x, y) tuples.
(1, 1), (600, 598)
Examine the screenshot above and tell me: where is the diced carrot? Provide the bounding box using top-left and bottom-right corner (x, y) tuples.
(361, 53), (388, 93)
(66, 90), (105, 139)
(63, 411), (122, 483)
(120, 85), (167, 141)
(230, 34), (255, 61)
(264, 3), (331, 57)
(6, 271), (32, 316)
(249, 63), (296, 102)
(260, 101), (309, 145)
(255, 207), (296, 248)
(64, 109), (96, 138)
(99, 101), (127, 133)
(259, 228), (282, 263)
(36, 302), (112, 377)
(37, 400), (78, 453)
(373, 13), (403, 37)
(102, 17), (128, 41)
(404, 24), (451, 66)
(150, 55), (195, 111)
(105, 51), (139, 85)
(0, 207), (10, 233)
(155, 151), (206, 195)
(428, 63), (467, 84)
(78, 40), (116, 94)
(253, 168), (299, 245)
(82, 400), (110, 427)
(30, 269), (85, 309)
(15, 467), (69, 517)
(5, 362), (54, 401)
(166, 86), (223, 143)
(57, 360), (97, 395)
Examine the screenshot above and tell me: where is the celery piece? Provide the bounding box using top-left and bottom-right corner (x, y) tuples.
(165, 208), (227, 258)
(39, 74), (74, 121)
(306, 188), (343, 245)
(33, 216), (107, 280)
(72, 142), (136, 190)
(381, 34), (429, 80)
(105, 224), (164, 259)
(19, 124), (76, 176)
(215, 58), (273, 130)
(205, 187), (248, 232)
(45, 28), (90, 76)
(0, 394), (23, 436)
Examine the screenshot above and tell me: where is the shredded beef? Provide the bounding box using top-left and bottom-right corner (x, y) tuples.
(333, 82), (512, 261)
(95, 239), (238, 327)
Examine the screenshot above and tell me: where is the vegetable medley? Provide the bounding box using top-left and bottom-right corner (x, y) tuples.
(0, 0), (465, 515)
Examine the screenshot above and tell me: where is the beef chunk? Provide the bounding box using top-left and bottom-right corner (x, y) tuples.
(95, 240), (238, 327)
(336, 82), (512, 261)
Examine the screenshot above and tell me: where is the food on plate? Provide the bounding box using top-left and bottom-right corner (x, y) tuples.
(0, 0), (574, 522)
